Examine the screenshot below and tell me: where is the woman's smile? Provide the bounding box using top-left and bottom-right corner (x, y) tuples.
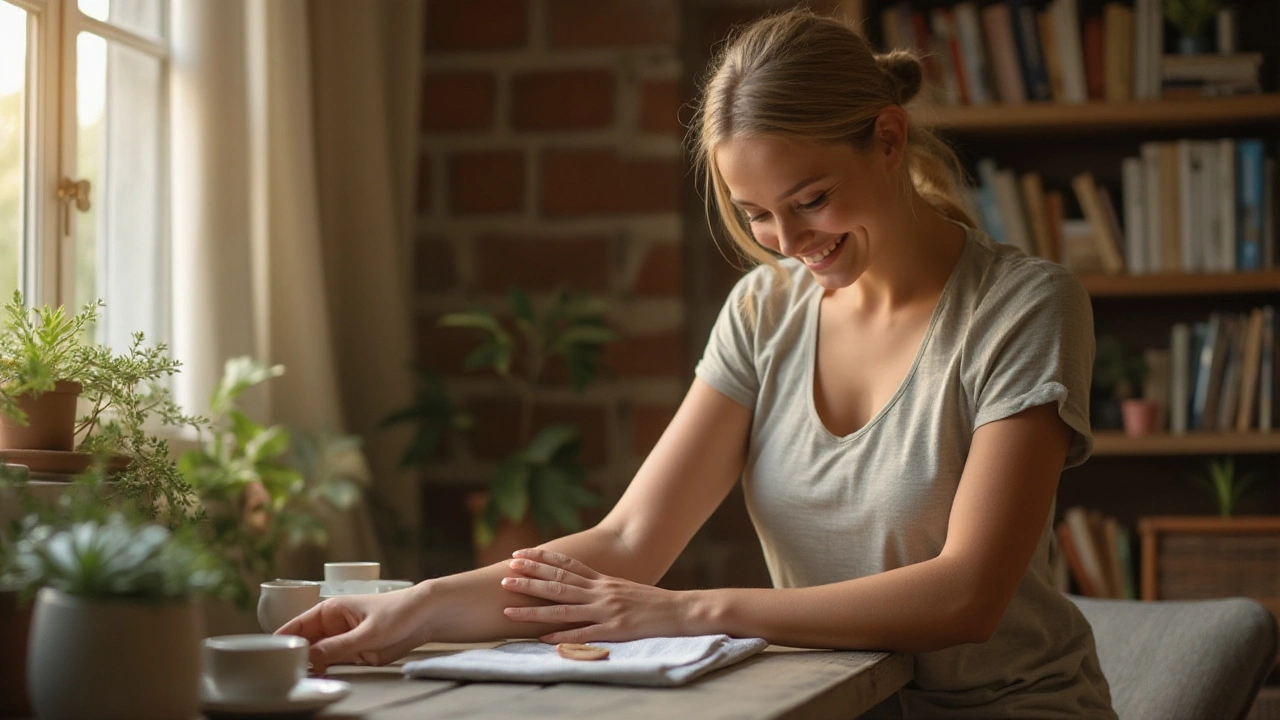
(797, 233), (848, 269)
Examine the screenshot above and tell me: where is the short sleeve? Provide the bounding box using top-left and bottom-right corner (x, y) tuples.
(694, 270), (764, 410)
(970, 266), (1096, 468)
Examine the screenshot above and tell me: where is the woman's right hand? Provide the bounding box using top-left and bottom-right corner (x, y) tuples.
(275, 587), (431, 674)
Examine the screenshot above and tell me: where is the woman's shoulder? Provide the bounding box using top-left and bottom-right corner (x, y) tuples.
(724, 258), (817, 325)
(961, 227), (1089, 314)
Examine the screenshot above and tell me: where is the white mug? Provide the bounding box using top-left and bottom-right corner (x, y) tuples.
(257, 580), (321, 634)
(202, 634), (308, 702)
(324, 561), (380, 584)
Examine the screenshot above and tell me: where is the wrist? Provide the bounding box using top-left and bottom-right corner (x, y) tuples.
(681, 588), (731, 636)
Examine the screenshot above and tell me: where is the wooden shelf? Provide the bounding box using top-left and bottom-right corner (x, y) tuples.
(917, 95), (1280, 136)
(1092, 431), (1280, 456)
(1079, 270), (1280, 298)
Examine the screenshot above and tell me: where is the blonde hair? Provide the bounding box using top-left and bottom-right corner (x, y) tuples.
(689, 9), (976, 274)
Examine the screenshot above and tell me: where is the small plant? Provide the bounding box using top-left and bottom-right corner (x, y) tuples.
(382, 367), (471, 469)
(0, 292), (205, 522)
(404, 288), (615, 547)
(1094, 335), (1148, 402)
(1164, 0), (1223, 39)
(1193, 456), (1256, 518)
(1, 470), (223, 602)
(180, 357), (369, 607)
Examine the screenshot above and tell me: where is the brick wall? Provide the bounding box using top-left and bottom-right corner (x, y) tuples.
(415, 0), (856, 587)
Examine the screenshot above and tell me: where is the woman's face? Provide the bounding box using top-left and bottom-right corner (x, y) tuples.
(714, 134), (896, 291)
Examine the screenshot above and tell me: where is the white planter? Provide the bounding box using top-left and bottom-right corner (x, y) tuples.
(28, 588), (203, 720)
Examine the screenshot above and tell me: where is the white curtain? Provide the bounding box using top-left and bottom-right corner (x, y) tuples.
(170, 0), (422, 578)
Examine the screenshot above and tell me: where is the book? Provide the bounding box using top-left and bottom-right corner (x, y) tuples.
(1236, 308), (1264, 432)
(983, 3), (1027, 104)
(1260, 306), (1274, 432)
(1049, 0), (1087, 104)
(1170, 322), (1191, 434)
(1010, 0), (1052, 101)
(1190, 315), (1221, 430)
(930, 8), (965, 106)
(1082, 12), (1104, 101)
(1071, 172), (1125, 274)
(1218, 139), (1237, 272)
(1140, 143), (1163, 272)
(1158, 142), (1184, 272)
(975, 159), (1008, 244)
(1121, 157), (1146, 274)
(994, 169), (1036, 256)
(1021, 172), (1055, 261)
(1056, 521), (1097, 597)
(1103, 3), (1132, 102)
(954, 2), (993, 106)
(1238, 139), (1267, 271)
(1038, 10), (1064, 102)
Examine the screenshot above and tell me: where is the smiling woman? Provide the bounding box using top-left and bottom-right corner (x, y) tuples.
(276, 9), (1114, 720)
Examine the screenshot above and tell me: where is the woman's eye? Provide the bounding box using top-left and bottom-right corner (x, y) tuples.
(747, 211), (769, 223)
(798, 192), (829, 211)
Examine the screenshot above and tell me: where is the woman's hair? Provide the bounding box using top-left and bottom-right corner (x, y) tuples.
(689, 8), (976, 272)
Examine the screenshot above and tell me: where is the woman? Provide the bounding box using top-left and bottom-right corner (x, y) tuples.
(281, 9), (1116, 717)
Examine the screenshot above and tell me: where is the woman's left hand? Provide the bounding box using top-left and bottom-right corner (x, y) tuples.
(500, 548), (700, 644)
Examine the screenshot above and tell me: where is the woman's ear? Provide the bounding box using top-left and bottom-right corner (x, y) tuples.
(874, 106), (909, 172)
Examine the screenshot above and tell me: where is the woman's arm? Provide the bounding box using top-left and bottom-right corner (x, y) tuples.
(279, 379), (751, 667)
(504, 402), (1070, 654)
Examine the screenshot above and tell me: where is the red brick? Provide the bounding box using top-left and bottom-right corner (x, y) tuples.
(630, 403), (678, 455)
(467, 399), (610, 468)
(603, 330), (685, 377)
(474, 235), (611, 293)
(421, 72), (496, 132)
(541, 149), (680, 216)
(417, 155), (432, 212)
(416, 237), (456, 293)
(418, 315), (484, 377)
(633, 243), (682, 296)
(697, 5), (772, 48)
(425, 0), (528, 53)
(452, 151), (524, 214)
(547, 0), (679, 49)
(512, 70), (614, 131)
(639, 80), (682, 135)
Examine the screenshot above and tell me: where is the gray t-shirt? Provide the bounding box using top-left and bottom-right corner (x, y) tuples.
(694, 226), (1117, 718)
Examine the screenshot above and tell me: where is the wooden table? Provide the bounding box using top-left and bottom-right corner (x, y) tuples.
(315, 643), (913, 719)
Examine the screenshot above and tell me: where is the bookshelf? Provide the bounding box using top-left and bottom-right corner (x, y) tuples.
(1093, 430), (1280, 456)
(919, 94), (1280, 136)
(1079, 269), (1280, 297)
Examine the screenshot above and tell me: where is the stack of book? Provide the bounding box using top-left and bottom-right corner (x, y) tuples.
(971, 139), (1276, 277)
(1163, 308), (1276, 434)
(1053, 506), (1135, 599)
(1162, 53), (1264, 98)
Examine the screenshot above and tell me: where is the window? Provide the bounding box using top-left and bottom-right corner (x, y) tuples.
(1, 0), (169, 351)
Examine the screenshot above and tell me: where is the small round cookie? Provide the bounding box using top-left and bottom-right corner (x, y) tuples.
(556, 643), (610, 661)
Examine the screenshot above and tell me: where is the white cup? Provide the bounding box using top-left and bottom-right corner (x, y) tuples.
(202, 634), (308, 702)
(257, 580), (321, 634)
(324, 561), (380, 584)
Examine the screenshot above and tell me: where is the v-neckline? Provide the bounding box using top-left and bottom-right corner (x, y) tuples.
(804, 228), (971, 442)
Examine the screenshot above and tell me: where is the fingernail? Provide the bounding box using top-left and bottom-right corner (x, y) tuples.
(512, 549), (526, 558)
(510, 559), (525, 569)
(501, 577), (514, 586)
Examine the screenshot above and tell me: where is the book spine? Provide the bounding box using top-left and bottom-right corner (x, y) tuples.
(1122, 157), (1146, 274)
(954, 2), (993, 106)
(1237, 139), (1266, 271)
(983, 3), (1028, 104)
(1011, 0), (1052, 101)
(1261, 306), (1274, 432)
(1219, 139), (1237, 272)
(1170, 322), (1190, 434)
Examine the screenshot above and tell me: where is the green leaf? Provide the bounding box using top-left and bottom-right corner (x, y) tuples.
(523, 425), (579, 465)
(490, 458), (530, 523)
(228, 410), (263, 449)
(210, 357), (284, 417)
(551, 325), (618, 351)
(510, 288), (535, 326)
(464, 341), (513, 376)
(245, 425), (290, 464)
(439, 311), (509, 341)
(318, 478), (363, 509)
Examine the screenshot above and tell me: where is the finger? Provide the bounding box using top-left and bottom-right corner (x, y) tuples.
(511, 548), (602, 580)
(500, 576), (592, 603)
(310, 623), (373, 674)
(541, 625), (611, 645)
(508, 558), (592, 587)
(276, 602), (337, 644)
(502, 602), (595, 624)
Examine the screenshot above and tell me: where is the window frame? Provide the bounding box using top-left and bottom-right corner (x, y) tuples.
(4, 0), (171, 340)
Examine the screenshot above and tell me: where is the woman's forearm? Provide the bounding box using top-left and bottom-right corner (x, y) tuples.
(416, 524), (645, 643)
(690, 555), (998, 653)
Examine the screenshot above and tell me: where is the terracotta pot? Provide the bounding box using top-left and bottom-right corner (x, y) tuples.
(0, 380), (83, 451)
(466, 492), (544, 568)
(0, 588), (33, 718)
(1121, 399), (1159, 438)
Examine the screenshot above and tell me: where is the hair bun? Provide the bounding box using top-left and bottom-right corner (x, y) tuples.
(875, 51), (923, 105)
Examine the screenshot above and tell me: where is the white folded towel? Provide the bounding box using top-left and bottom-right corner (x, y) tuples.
(402, 635), (769, 687)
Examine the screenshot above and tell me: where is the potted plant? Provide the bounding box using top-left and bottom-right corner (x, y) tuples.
(5, 472), (223, 720)
(1093, 335), (1153, 435)
(1193, 456), (1256, 518)
(180, 357), (371, 611)
(388, 288), (613, 566)
(0, 292), (205, 521)
(1165, 0), (1224, 54)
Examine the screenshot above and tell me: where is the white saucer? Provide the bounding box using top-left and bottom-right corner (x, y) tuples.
(319, 579), (413, 598)
(200, 676), (351, 716)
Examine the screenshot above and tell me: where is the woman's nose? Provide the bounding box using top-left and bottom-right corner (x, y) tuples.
(774, 218), (810, 256)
